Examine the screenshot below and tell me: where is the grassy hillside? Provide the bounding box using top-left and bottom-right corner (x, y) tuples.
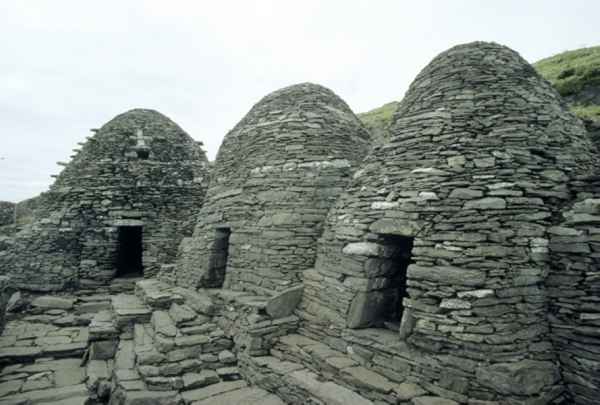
(356, 101), (399, 144)
(534, 46), (600, 120)
(358, 46), (600, 144)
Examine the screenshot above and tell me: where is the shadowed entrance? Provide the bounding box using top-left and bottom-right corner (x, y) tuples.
(348, 234), (414, 329)
(116, 226), (143, 277)
(207, 227), (231, 287)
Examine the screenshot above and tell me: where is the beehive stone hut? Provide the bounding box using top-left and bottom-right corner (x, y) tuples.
(0, 202), (14, 227)
(175, 83), (371, 294)
(0, 109), (209, 291)
(297, 42), (599, 403)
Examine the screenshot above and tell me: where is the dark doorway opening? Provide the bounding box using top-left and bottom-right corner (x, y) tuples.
(378, 234), (414, 329)
(207, 227), (231, 287)
(116, 226), (143, 277)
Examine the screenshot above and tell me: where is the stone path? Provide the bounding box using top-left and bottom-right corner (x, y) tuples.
(0, 279), (284, 404)
(0, 296), (92, 404)
(0, 278), (456, 404)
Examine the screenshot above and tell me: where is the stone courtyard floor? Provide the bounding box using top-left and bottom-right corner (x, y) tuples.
(0, 277), (453, 405)
(0, 278), (280, 405)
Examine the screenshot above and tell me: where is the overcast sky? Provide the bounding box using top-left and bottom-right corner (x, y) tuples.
(0, 0), (598, 202)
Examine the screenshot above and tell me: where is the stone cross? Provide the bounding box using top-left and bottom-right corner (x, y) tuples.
(135, 129), (149, 148)
(135, 129), (151, 159)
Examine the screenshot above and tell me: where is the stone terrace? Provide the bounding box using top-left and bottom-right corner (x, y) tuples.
(0, 278), (459, 405)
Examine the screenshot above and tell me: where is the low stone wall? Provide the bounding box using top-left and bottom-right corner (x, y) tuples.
(210, 289), (300, 357)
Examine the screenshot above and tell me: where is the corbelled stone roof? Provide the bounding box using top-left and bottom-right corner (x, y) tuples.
(0, 109), (209, 290)
(175, 82), (371, 293)
(299, 42), (598, 403)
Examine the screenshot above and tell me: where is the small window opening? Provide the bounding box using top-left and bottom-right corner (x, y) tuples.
(136, 148), (150, 159)
(379, 234), (414, 330)
(207, 227), (231, 287)
(116, 226), (143, 277)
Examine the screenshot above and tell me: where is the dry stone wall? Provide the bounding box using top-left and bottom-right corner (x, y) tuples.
(0, 202), (14, 227)
(548, 184), (600, 404)
(175, 83), (370, 295)
(0, 109), (209, 291)
(298, 42), (598, 403)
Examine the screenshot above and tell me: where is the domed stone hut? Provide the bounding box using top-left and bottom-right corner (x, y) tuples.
(298, 42), (598, 403)
(175, 83), (371, 294)
(0, 109), (209, 290)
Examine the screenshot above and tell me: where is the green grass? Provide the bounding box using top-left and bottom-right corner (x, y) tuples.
(358, 101), (399, 124)
(571, 104), (600, 120)
(357, 46), (600, 143)
(534, 46), (600, 97)
(357, 101), (399, 143)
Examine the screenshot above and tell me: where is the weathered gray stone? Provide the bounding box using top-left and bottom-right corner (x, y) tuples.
(182, 370), (220, 389)
(412, 397), (459, 405)
(31, 296), (75, 310)
(394, 382), (427, 401)
(5, 292), (24, 313)
(152, 311), (177, 337)
(449, 188), (483, 199)
(287, 369), (373, 405)
(475, 360), (560, 396)
(343, 242), (383, 257)
(169, 303), (196, 324)
(407, 265), (486, 286)
(181, 380), (247, 402)
(266, 285), (303, 319)
(89, 340), (118, 360)
(463, 197), (506, 210)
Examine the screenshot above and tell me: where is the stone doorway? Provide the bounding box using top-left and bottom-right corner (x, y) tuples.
(348, 234), (414, 329)
(116, 226), (143, 277)
(207, 227), (231, 287)
(378, 234), (413, 328)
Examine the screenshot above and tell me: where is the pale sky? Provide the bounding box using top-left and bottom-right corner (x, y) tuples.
(1, 0), (598, 202)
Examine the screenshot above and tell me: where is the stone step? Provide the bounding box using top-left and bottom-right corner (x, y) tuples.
(271, 333), (429, 403)
(111, 294), (152, 331)
(210, 289), (267, 313)
(0, 326), (88, 366)
(0, 383), (89, 404)
(240, 354), (374, 405)
(75, 299), (111, 315)
(89, 310), (118, 341)
(135, 279), (184, 310)
(191, 385), (285, 405)
(180, 380), (248, 403)
(110, 276), (144, 294)
(110, 388), (181, 405)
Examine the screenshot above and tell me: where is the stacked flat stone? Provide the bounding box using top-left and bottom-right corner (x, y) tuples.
(298, 42), (598, 403)
(175, 83), (370, 294)
(548, 186), (600, 405)
(0, 109), (209, 291)
(0, 201), (14, 227)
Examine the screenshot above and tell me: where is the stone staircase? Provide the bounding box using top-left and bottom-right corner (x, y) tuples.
(239, 333), (433, 405)
(0, 278), (457, 404)
(98, 279), (286, 404)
